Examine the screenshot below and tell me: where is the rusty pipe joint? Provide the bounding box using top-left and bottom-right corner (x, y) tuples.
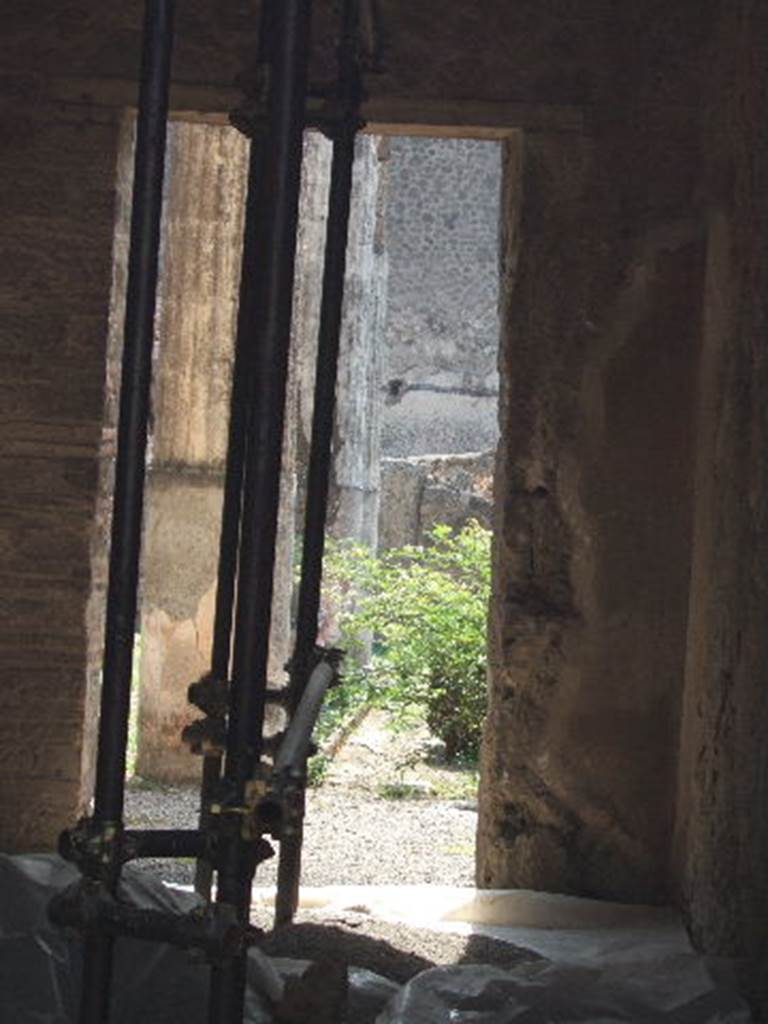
(182, 716), (227, 756)
(58, 817), (124, 883)
(187, 672), (229, 717)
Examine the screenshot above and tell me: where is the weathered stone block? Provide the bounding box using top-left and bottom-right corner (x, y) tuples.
(379, 450), (494, 549)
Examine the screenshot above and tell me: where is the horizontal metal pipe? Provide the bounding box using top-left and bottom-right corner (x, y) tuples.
(50, 883), (259, 961)
(124, 829), (208, 861)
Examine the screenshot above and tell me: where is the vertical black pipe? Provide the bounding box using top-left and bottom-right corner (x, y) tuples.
(208, 2), (312, 1020)
(193, 136), (268, 900)
(289, 8), (362, 714)
(220, 0), (312, 812)
(194, 2), (278, 901)
(94, 0), (175, 822)
(80, 2), (174, 1022)
(275, 0), (362, 927)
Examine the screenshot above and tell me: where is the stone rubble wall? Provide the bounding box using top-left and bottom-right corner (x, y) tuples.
(378, 451), (494, 550)
(381, 137), (501, 458)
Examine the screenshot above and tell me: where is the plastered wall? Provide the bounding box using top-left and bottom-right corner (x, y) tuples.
(673, 2), (768, 1012)
(477, 130), (705, 903)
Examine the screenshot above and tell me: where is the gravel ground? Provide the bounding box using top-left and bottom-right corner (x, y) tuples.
(124, 782), (477, 888)
(124, 710), (478, 889)
(121, 713), (526, 987)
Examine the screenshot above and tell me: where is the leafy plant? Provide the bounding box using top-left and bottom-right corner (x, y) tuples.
(321, 521), (492, 763)
(306, 751), (332, 788)
(377, 780), (433, 800)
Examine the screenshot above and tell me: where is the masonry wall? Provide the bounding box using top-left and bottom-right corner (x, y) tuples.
(381, 137), (500, 457)
(474, 3), (768, 1016)
(379, 451), (494, 550)
(0, 109), (121, 848)
(476, 126), (705, 902)
(673, 2), (768, 1013)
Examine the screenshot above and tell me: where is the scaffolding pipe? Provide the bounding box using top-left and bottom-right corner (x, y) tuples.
(94, 0), (174, 835)
(50, 2), (363, 1019)
(193, 132), (270, 899)
(276, 0), (363, 926)
(193, 2), (281, 903)
(207, 1), (313, 1020)
(256, 660), (338, 861)
(78, 2), (175, 1021)
(123, 829), (208, 860)
(50, 883), (260, 961)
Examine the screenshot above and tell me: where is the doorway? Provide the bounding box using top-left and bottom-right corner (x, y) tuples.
(90, 115), (507, 891)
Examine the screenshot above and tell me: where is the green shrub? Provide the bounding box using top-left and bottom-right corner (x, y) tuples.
(322, 521), (492, 763)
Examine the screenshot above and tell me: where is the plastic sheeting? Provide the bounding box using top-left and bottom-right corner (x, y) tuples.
(0, 855), (398, 1024)
(1, 856), (753, 1023)
(255, 885), (753, 1023)
(252, 884), (695, 965)
(378, 961), (753, 1023)
(0, 854), (253, 1023)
